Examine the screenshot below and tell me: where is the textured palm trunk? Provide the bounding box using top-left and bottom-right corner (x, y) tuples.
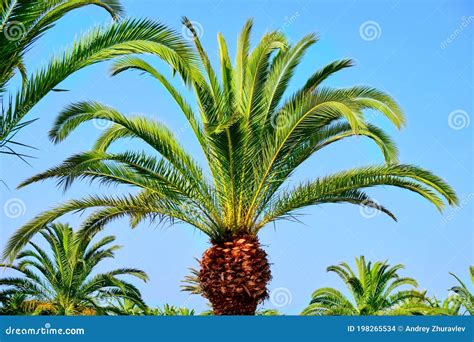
(199, 235), (271, 315)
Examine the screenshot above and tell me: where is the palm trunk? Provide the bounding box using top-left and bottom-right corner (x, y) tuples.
(199, 235), (271, 315)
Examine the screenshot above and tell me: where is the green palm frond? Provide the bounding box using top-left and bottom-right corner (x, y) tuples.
(1, 0), (195, 161)
(449, 267), (474, 315)
(151, 304), (196, 316)
(181, 266), (203, 295)
(0, 0), (123, 158)
(389, 294), (461, 316)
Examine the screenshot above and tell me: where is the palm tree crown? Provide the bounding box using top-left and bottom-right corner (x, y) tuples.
(0, 223), (148, 315)
(4, 18), (457, 253)
(302, 256), (423, 315)
(2, 18), (458, 315)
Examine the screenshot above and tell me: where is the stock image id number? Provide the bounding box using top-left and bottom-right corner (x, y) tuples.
(347, 325), (399, 333)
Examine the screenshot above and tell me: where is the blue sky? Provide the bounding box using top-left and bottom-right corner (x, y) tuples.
(1, 0), (472, 314)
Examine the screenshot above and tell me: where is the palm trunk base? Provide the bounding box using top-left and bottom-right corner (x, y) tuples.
(211, 298), (258, 315)
(199, 235), (271, 315)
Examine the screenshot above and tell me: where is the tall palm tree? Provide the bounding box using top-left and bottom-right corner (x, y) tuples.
(0, 223), (148, 315)
(3, 19), (457, 315)
(0, 0), (195, 160)
(301, 256), (424, 315)
(450, 267), (474, 315)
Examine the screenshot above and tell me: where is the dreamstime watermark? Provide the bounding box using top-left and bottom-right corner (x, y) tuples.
(440, 192), (474, 227)
(3, 198), (26, 219)
(359, 21), (382, 41)
(4, 322), (85, 336)
(92, 118), (113, 130)
(182, 21), (204, 41)
(2, 21), (26, 41)
(359, 199), (382, 219)
(270, 287), (293, 308)
(448, 109), (470, 130)
(440, 16), (474, 50)
(92, 109), (114, 130)
(277, 12), (300, 34)
(270, 110), (292, 130)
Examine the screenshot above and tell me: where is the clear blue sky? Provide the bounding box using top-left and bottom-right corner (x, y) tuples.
(1, 0), (472, 314)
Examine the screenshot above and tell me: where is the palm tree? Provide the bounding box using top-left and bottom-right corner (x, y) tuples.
(3, 19), (457, 315)
(450, 267), (474, 314)
(149, 304), (196, 316)
(301, 256), (424, 315)
(431, 296), (462, 315)
(393, 295), (461, 316)
(0, 0), (195, 161)
(0, 293), (32, 315)
(105, 298), (147, 315)
(0, 223), (148, 315)
(256, 308), (282, 316)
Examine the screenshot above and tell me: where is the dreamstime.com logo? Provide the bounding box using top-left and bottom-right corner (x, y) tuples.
(270, 109), (293, 130)
(440, 192), (474, 227)
(3, 198), (26, 219)
(359, 20), (382, 41)
(270, 287), (293, 308)
(359, 199), (382, 219)
(2, 21), (26, 41)
(448, 109), (470, 130)
(4, 322), (85, 336)
(440, 16), (474, 50)
(182, 20), (204, 40)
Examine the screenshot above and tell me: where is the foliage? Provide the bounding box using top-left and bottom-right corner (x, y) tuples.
(181, 267), (202, 295)
(449, 267), (474, 315)
(0, 0), (195, 161)
(148, 304), (195, 316)
(0, 223), (147, 315)
(389, 293), (461, 316)
(256, 308), (282, 316)
(301, 256), (425, 315)
(105, 300), (197, 316)
(2, 19), (458, 261)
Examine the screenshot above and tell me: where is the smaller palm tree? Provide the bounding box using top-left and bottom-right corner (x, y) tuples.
(432, 296), (462, 315)
(450, 267), (474, 315)
(106, 301), (197, 316)
(256, 308), (282, 316)
(145, 304), (195, 316)
(0, 293), (31, 315)
(105, 298), (147, 316)
(0, 223), (148, 315)
(301, 256), (423, 315)
(389, 294), (461, 316)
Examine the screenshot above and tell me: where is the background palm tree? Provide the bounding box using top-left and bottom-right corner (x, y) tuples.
(0, 0), (195, 161)
(106, 300), (197, 316)
(0, 223), (148, 315)
(389, 295), (461, 316)
(301, 256), (424, 315)
(0, 293), (32, 315)
(3, 19), (457, 315)
(449, 267), (474, 315)
(105, 297), (146, 315)
(148, 304), (196, 316)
